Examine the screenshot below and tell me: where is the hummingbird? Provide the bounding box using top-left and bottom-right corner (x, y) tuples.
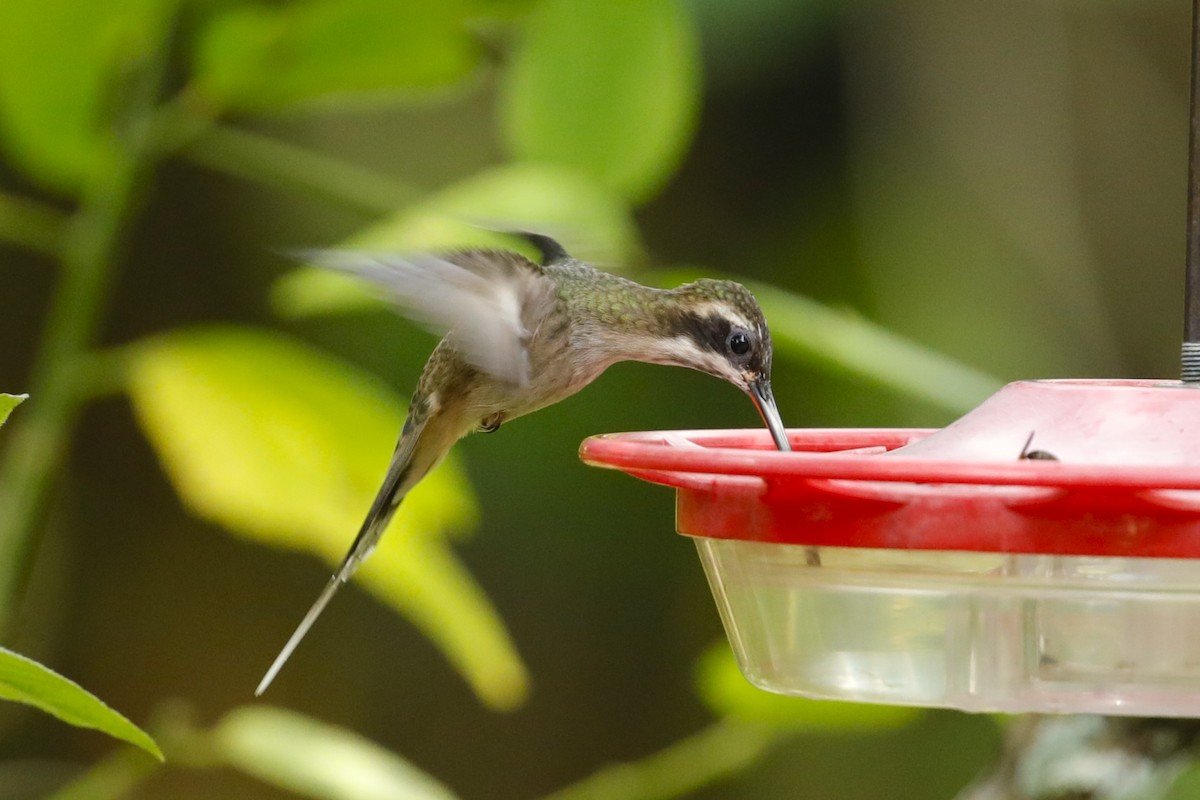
(255, 233), (791, 695)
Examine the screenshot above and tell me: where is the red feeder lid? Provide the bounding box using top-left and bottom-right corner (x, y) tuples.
(579, 379), (1200, 558)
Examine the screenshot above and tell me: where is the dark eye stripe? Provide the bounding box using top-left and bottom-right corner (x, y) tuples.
(669, 311), (730, 354)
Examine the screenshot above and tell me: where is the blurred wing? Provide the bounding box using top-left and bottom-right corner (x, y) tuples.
(305, 249), (558, 387)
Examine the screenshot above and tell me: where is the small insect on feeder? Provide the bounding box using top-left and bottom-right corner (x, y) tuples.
(581, 5), (1200, 720)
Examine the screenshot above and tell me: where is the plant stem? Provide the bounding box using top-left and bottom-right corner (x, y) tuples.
(534, 719), (778, 800)
(0, 153), (148, 622)
(0, 47), (169, 624)
(0, 190), (67, 258)
(178, 120), (421, 214)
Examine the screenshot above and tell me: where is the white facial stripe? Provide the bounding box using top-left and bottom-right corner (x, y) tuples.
(689, 301), (754, 333)
(637, 335), (742, 384)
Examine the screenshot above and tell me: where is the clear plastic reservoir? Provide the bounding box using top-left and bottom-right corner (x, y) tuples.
(697, 539), (1200, 716)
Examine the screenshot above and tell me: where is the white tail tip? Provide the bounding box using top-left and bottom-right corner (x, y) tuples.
(255, 575), (343, 696)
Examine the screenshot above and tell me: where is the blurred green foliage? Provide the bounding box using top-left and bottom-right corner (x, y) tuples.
(0, 0), (173, 192)
(0, 0), (1181, 797)
(213, 707), (461, 800)
(502, 0), (700, 201)
(193, 0), (483, 111)
(1165, 764), (1200, 800)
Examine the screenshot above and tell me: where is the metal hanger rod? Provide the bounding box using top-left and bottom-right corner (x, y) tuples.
(1183, 0), (1200, 381)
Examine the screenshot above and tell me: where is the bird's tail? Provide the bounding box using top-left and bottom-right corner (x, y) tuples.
(255, 574), (343, 696)
(255, 425), (425, 695)
(254, 495), (403, 696)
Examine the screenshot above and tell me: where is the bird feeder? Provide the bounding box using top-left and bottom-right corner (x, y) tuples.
(581, 5), (1200, 719)
(582, 380), (1200, 717)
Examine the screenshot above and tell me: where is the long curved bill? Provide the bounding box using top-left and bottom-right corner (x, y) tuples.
(749, 377), (791, 451)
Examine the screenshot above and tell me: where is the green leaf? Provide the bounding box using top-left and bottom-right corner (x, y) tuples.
(194, 0), (481, 111)
(272, 162), (638, 317)
(0, 394), (27, 428)
(215, 706), (459, 800)
(124, 327), (527, 709)
(501, 0), (701, 201)
(695, 643), (920, 732)
(0, 0), (171, 193)
(0, 646), (162, 760)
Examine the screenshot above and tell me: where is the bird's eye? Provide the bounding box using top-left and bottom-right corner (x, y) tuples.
(726, 330), (753, 358)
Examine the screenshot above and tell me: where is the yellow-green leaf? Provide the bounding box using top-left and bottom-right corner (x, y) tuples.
(501, 0), (701, 201)
(194, 0), (480, 111)
(215, 706), (458, 800)
(695, 643), (921, 732)
(0, 393), (27, 427)
(124, 327), (527, 709)
(272, 162), (638, 318)
(0, 646), (161, 760)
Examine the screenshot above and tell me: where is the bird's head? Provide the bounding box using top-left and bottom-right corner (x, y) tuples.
(658, 279), (791, 451)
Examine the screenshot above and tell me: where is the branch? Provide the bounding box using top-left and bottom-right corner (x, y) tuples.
(177, 119), (421, 215)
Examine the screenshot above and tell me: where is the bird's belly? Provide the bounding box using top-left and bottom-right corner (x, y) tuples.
(467, 357), (595, 424)
(495, 382), (580, 420)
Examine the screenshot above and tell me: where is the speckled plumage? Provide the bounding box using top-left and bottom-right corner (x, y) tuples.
(256, 236), (787, 694)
